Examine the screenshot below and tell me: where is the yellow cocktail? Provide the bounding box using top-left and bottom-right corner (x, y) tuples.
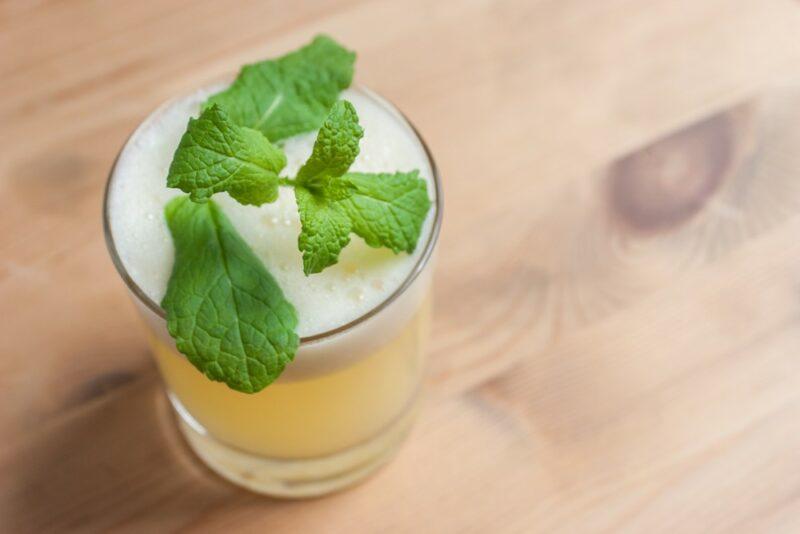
(105, 61), (441, 496)
(152, 297), (430, 459)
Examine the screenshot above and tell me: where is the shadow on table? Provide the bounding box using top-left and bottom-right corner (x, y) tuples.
(4, 378), (265, 532)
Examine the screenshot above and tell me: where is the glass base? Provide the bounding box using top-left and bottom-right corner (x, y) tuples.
(169, 392), (419, 498)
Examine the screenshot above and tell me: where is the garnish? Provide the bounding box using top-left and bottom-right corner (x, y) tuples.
(336, 171), (431, 255)
(166, 104), (286, 206)
(205, 35), (355, 142)
(295, 99), (363, 191)
(161, 35), (432, 392)
(161, 196), (298, 393)
(168, 98), (431, 274)
(293, 101), (429, 274)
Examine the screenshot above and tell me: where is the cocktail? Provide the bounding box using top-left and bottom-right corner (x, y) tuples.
(104, 37), (441, 497)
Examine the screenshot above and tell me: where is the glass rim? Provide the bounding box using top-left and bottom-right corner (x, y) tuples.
(102, 84), (443, 345)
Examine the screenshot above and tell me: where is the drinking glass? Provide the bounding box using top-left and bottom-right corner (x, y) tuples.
(103, 86), (442, 497)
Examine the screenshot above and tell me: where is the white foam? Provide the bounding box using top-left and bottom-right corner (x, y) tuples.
(108, 85), (435, 339)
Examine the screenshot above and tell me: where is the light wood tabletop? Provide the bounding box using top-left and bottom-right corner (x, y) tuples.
(3, 0), (800, 532)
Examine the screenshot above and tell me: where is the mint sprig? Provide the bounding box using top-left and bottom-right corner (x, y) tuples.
(205, 35), (355, 142)
(292, 101), (429, 273)
(161, 36), (433, 393)
(293, 100), (360, 273)
(167, 95), (432, 275)
(161, 196), (299, 393)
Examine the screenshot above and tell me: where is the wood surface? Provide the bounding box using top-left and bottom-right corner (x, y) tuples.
(3, 0), (800, 532)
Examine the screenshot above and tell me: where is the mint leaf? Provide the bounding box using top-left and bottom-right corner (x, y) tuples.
(339, 171), (432, 254)
(293, 100), (361, 274)
(161, 196), (299, 393)
(296, 186), (352, 275)
(297, 100), (363, 191)
(167, 104), (286, 206)
(205, 35), (355, 142)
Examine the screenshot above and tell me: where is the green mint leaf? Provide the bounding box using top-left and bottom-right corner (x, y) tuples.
(167, 104), (286, 206)
(205, 35), (355, 142)
(161, 196), (299, 393)
(295, 171), (432, 274)
(297, 100), (363, 191)
(339, 171), (432, 253)
(295, 186), (352, 275)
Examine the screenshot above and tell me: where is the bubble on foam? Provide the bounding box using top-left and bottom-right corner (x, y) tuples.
(108, 86), (435, 338)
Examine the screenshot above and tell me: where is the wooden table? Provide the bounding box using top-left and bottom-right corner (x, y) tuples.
(3, 0), (800, 531)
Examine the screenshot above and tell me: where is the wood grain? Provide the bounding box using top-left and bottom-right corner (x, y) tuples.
(3, 0), (800, 532)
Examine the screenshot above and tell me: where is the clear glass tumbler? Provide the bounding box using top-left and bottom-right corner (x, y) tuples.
(103, 86), (442, 497)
